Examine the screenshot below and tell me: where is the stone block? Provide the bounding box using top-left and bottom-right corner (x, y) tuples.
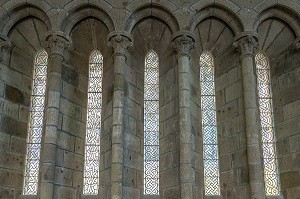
(60, 98), (81, 121)
(62, 64), (79, 87)
(281, 171), (300, 189)
(10, 136), (26, 154)
(54, 166), (74, 186)
(123, 167), (136, 187)
(160, 151), (179, 171)
(5, 85), (30, 106)
(53, 185), (76, 199)
(290, 134), (300, 153)
(225, 81), (243, 103)
(0, 132), (10, 150)
(0, 169), (23, 187)
(219, 134), (239, 154)
(57, 131), (75, 152)
(217, 100), (239, 121)
(162, 186), (180, 199)
(63, 151), (84, 171)
(0, 115), (27, 138)
(73, 170), (82, 189)
(123, 150), (143, 171)
(62, 81), (87, 107)
(75, 137), (84, 155)
(0, 64), (23, 89)
(283, 99), (300, 120)
(160, 167), (179, 188)
(124, 132), (141, 153)
(123, 186), (140, 199)
(277, 138), (290, 155)
(0, 98), (19, 119)
(231, 149), (247, 168)
(19, 105), (29, 123)
(62, 115), (85, 139)
(0, 187), (15, 199)
(277, 116), (300, 139)
(0, 150), (24, 170)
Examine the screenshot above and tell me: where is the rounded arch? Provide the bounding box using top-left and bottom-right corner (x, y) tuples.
(254, 6), (300, 37)
(0, 3), (51, 36)
(61, 5), (114, 36)
(125, 5), (179, 34)
(190, 5), (243, 35)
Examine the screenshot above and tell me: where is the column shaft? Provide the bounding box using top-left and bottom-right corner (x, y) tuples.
(235, 35), (265, 199)
(173, 32), (196, 199)
(40, 33), (70, 199)
(108, 32), (133, 199)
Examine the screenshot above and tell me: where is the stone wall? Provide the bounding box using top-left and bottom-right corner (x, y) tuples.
(0, 18), (48, 199)
(0, 1), (300, 199)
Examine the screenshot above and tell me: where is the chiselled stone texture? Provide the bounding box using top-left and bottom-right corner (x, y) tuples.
(0, 1), (300, 199)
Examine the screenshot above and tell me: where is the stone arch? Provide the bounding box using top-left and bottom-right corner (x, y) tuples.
(61, 4), (115, 36)
(254, 5), (300, 37)
(190, 5), (243, 35)
(125, 5), (180, 34)
(0, 3), (51, 36)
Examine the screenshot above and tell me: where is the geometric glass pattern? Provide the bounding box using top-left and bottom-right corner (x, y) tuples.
(255, 53), (280, 196)
(144, 50), (159, 195)
(83, 50), (103, 195)
(200, 52), (220, 196)
(23, 50), (48, 195)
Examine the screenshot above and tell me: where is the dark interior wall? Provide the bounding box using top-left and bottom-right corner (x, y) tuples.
(130, 17), (179, 198)
(192, 17), (248, 199)
(55, 18), (113, 198)
(258, 18), (300, 198)
(0, 17), (48, 199)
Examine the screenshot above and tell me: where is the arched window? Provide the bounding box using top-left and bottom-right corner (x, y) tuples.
(200, 52), (220, 196)
(23, 50), (48, 195)
(144, 50), (159, 195)
(83, 50), (103, 195)
(255, 53), (280, 195)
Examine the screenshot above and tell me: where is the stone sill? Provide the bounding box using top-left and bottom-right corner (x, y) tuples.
(204, 195), (223, 199)
(266, 195), (285, 199)
(18, 195), (38, 199)
(143, 195), (159, 199)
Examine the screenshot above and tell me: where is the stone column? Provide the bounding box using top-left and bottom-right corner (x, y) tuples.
(0, 34), (12, 64)
(234, 33), (266, 199)
(40, 32), (70, 199)
(107, 31), (133, 199)
(172, 31), (197, 199)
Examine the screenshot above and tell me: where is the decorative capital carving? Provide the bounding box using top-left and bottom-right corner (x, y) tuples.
(45, 31), (71, 57)
(0, 35), (12, 62)
(172, 31), (195, 58)
(233, 34), (259, 57)
(107, 31), (133, 57)
(294, 37), (300, 50)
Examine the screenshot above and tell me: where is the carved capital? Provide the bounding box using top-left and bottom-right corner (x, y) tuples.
(172, 31), (195, 58)
(234, 35), (259, 57)
(45, 31), (71, 57)
(294, 37), (300, 50)
(107, 31), (133, 57)
(0, 35), (12, 62)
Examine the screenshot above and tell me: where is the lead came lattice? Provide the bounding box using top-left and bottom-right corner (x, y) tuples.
(23, 50), (48, 195)
(255, 53), (280, 196)
(144, 50), (159, 195)
(83, 50), (103, 195)
(200, 52), (220, 196)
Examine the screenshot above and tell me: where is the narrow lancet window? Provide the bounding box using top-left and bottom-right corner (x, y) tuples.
(144, 50), (159, 195)
(23, 50), (48, 195)
(255, 53), (280, 195)
(83, 50), (103, 195)
(200, 52), (220, 196)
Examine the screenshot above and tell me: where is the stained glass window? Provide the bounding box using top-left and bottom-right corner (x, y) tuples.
(144, 50), (159, 195)
(255, 53), (280, 196)
(23, 50), (48, 195)
(83, 50), (103, 195)
(200, 52), (220, 196)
